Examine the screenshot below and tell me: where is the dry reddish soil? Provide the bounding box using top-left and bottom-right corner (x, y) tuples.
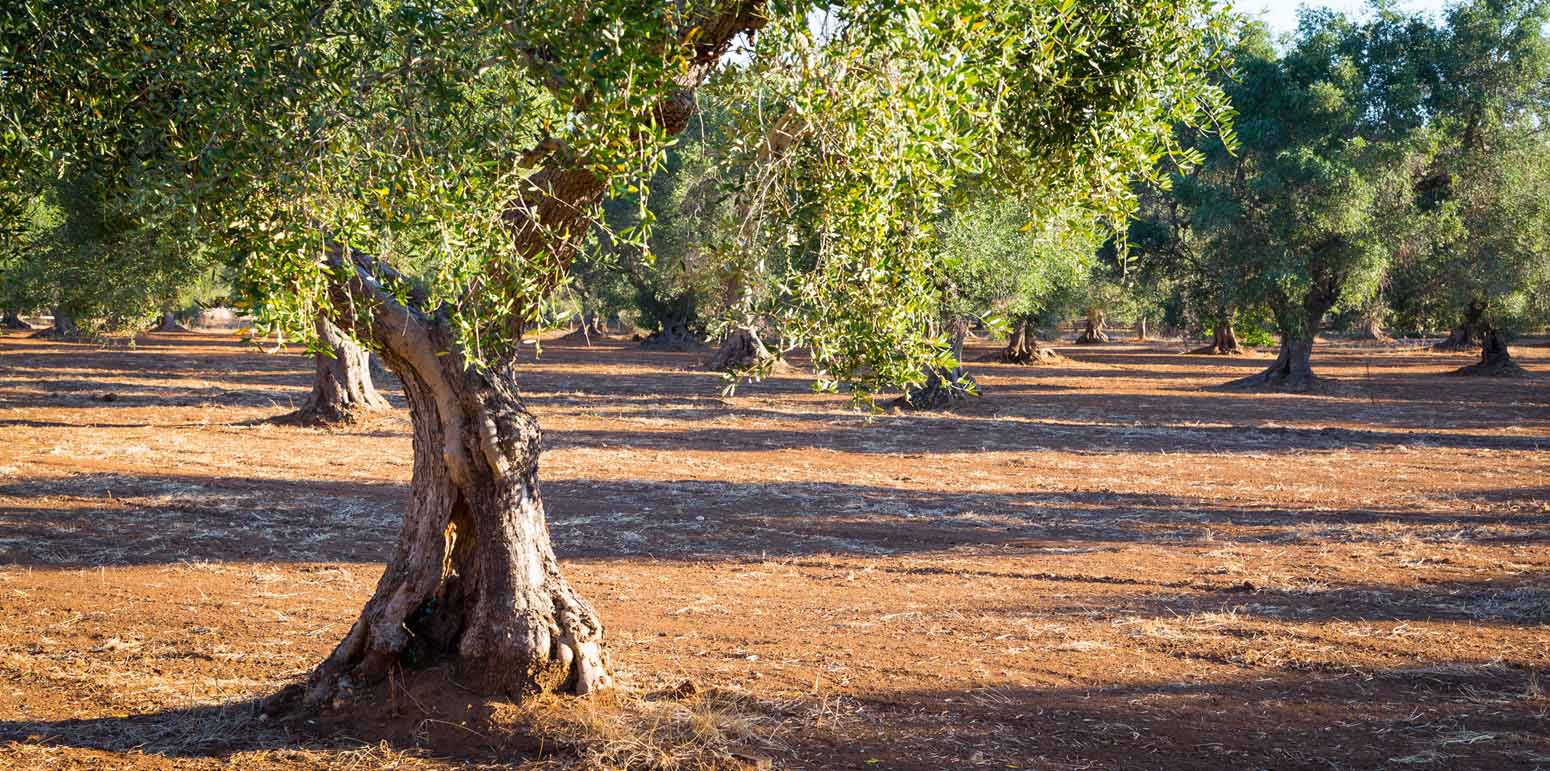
(0, 330), (1547, 770)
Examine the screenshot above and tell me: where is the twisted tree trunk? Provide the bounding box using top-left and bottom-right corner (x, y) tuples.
(267, 247), (613, 713)
(1224, 282), (1336, 391)
(1455, 327), (1526, 377)
(1434, 299), (1484, 351)
(1075, 308), (1109, 344)
(1354, 313), (1389, 341)
(999, 316), (1059, 364)
(707, 325), (773, 372)
(639, 312), (702, 350)
(275, 316), (390, 426)
(37, 307), (80, 339)
(1188, 309), (1241, 355)
(264, 5), (765, 715)
(896, 316), (977, 409)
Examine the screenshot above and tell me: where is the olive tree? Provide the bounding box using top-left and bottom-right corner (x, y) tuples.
(3, 0), (1232, 711)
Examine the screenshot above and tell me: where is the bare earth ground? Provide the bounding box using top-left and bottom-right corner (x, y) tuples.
(0, 330), (1546, 770)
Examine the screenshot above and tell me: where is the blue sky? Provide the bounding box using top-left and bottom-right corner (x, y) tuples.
(1254, 0), (1452, 36)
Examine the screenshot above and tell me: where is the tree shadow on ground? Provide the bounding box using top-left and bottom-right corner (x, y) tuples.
(549, 416), (1550, 455)
(2, 663), (1544, 771)
(3, 472), (1545, 571)
(817, 666), (1550, 770)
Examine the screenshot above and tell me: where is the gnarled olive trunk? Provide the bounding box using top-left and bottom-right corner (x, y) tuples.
(1075, 308), (1108, 344)
(1354, 313), (1388, 341)
(294, 352), (609, 707)
(1434, 299), (1485, 351)
(1188, 309), (1241, 355)
(277, 317), (389, 426)
(1224, 282), (1335, 391)
(999, 316), (1059, 364)
(897, 316), (977, 409)
(707, 325), (772, 372)
(268, 252), (614, 713)
(1456, 326), (1526, 377)
(639, 312), (702, 351)
(43, 308), (79, 338)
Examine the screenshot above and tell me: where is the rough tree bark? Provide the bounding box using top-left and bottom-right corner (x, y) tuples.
(1354, 313), (1389, 342)
(998, 315), (1060, 364)
(1188, 307), (1241, 355)
(1223, 280), (1338, 391)
(1189, 323), (1241, 355)
(37, 307), (80, 338)
(1434, 299), (1485, 351)
(896, 316), (978, 409)
(706, 325), (773, 372)
(1075, 308), (1108, 344)
(1455, 326), (1527, 377)
(1135, 314), (1148, 342)
(638, 312), (702, 350)
(269, 6), (766, 713)
(275, 316), (391, 426)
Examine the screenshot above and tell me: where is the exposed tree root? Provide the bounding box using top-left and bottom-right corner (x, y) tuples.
(1454, 333), (1528, 377)
(1217, 337), (1321, 392)
(272, 318), (389, 427)
(892, 368), (979, 410)
(706, 327), (776, 372)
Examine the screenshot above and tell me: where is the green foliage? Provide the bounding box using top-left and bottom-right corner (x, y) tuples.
(1389, 0), (1550, 336)
(3, 0), (1235, 406)
(935, 195), (1097, 332)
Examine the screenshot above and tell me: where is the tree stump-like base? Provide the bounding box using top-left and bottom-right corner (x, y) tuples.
(1454, 357), (1528, 377)
(273, 319), (390, 427)
(997, 342), (1061, 365)
(706, 328), (779, 372)
(893, 370), (979, 410)
(1455, 334), (1527, 378)
(638, 325), (704, 352)
(1074, 330), (1109, 345)
(1, 313), (31, 331)
(1431, 328), (1478, 351)
(1218, 338), (1320, 392)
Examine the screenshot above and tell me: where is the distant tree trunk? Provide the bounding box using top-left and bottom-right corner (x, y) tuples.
(1224, 282), (1337, 391)
(1354, 313), (1388, 341)
(155, 310), (189, 332)
(1075, 308), (1108, 344)
(999, 315), (1059, 364)
(1, 310), (30, 330)
(639, 313), (702, 350)
(1188, 309), (1241, 355)
(896, 316), (978, 409)
(275, 316), (390, 426)
(46, 308), (79, 338)
(1455, 326), (1526, 377)
(1434, 299), (1485, 351)
(706, 325), (773, 372)
(1135, 314), (1149, 341)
